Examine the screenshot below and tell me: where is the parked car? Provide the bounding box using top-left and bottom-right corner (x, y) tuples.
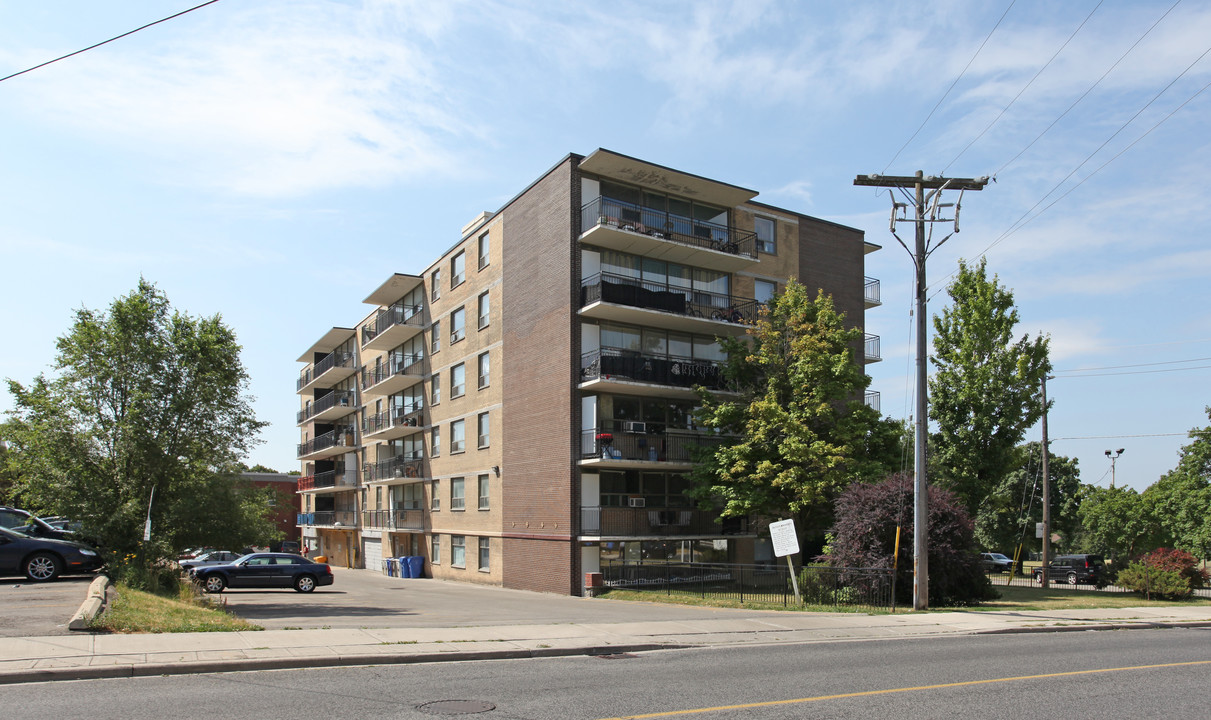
(193, 553), (333, 593)
(0, 507), (78, 542)
(0, 526), (103, 581)
(179, 550), (243, 574)
(981, 552), (1014, 573)
(1033, 554), (1109, 586)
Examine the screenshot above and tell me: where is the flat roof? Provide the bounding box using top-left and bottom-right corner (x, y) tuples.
(580, 148), (759, 208)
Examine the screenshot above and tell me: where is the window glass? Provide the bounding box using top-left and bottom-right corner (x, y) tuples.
(755, 280), (777, 304)
(431, 375), (441, 405)
(451, 477), (465, 511)
(668, 332), (693, 359)
(693, 337), (724, 362)
(641, 329), (667, 356)
(600, 250), (639, 279)
(755, 217), (776, 254)
(452, 251), (466, 287)
(431, 270), (441, 301)
(431, 534), (441, 563)
(478, 412), (490, 448)
(478, 291), (490, 329)
(600, 323), (641, 351)
(478, 537), (490, 570)
(478, 352), (490, 388)
(478, 474), (490, 510)
(451, 363), (465, 398)
(451, 307), (466, 343)
(431, 479), (440, 510)
(640, 258), (667, 287)
(431, 426), (441, 456)
(431, 319), (440, 354)
(451, 536), (465, 568)
(478, 231), (490, 269)
(451, 419), (466, 453)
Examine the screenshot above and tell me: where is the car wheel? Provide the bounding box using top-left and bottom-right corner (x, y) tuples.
(1067, 572), (1079, 585)
(1033, 571), (1043, 583)
(24, 553), (61, 582)
(203, 574), (227, 593)
(294, 574), (317, 593)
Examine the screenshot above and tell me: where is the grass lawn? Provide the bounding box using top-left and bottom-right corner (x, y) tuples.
(90, 582), (262, 633)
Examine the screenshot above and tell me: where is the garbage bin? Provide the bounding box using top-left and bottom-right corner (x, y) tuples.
(404, 555), (424, 578)
(398, 557), (413, 579)
(385, 558), (398, 577)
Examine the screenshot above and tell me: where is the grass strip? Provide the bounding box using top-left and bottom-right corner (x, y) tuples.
(90, 582), (263, 633)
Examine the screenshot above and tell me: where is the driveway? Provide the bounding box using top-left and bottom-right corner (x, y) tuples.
(214, 567), (788, 630)
(0, 575), (94, 637)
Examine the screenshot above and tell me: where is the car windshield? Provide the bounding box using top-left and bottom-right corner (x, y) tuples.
(989, 554), (1010, 561)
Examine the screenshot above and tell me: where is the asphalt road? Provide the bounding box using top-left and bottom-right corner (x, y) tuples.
(4, 626), (1209, 718)
(0, 575), (93, 637)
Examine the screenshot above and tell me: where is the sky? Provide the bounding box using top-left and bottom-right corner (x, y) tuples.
(1, 0), (1208, 493)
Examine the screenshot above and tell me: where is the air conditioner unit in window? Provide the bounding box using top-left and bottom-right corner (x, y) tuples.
(628, 497), (646, 508)
(622, 421), (646, 433)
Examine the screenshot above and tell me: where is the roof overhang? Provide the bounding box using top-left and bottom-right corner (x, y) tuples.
(296, 328), (355, 363)
(580, 149), (758, 208)
(363, 273), (424, 307)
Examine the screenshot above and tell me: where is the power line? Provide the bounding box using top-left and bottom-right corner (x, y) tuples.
(1054, 356), (1211, 373)
(943, 1), (1104, 173)
(1053, 431), (1211, 440)
(1051, 364), (1211, 378)
(882, 1), (1016, 174)
(0, 0), (222, 84)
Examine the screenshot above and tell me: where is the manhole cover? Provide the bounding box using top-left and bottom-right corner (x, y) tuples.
(416, 700), (496, 715)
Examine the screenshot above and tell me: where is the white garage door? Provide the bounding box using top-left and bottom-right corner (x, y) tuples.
(362, 536), (383, 573)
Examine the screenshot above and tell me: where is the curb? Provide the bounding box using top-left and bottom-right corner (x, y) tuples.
(977, 620), (1211, 635)
(68, 575), (111, 631)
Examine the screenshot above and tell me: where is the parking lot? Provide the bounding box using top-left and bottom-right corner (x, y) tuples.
(0, 575), (94, 637)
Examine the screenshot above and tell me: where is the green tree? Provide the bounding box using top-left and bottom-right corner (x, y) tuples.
(689, 280), (897, 548)
(975, 442), (1082, 557)
(0, 421), (21, 505)
(1077, 485), (1156, 563)
(5, 280), (274, 582)
(929, 258), (1051, 520)
(1143, 408), (1211, 559)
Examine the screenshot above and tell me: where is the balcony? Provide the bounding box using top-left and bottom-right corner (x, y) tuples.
(580, 272), (756, 336)
(580, 349), (729, 399)
(296, 469), (358, 493)
(864, 390), (881, 413)
(361, 353), (425, 397)
(362, 508), (425, 532)
(579, 506), (751, 538)
(363, 454), (426, 484)
(580, 197), (758, 272)
(296, 510), (358, 528)
(864, 333), (882, 363)
(361, 302), (425, 352)
(865, 277), (881, 308)
(579, 427), (724, 468)
(297, 351), (357, 394)
(297, 390), (354, 425)
(297, 428), (357, 461)
(363, 403), (425, 441)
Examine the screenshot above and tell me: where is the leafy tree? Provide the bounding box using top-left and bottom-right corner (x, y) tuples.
(824, 472), (996, 607)
(4, 280), (274, 583)
(929, 258), (1051, 520)
(975, 442), (1083, 557)
(1143, 408), (1211, 559)
(689, 280), (897, 548)
(1077, 486), (1156, 563)
(0, 422), (20, 505)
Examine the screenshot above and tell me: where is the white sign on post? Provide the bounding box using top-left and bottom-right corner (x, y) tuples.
(769, 519), (802, 604)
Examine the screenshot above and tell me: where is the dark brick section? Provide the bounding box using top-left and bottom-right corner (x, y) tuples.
(796, 218), (868, 370)
(501, 157), (579, 595)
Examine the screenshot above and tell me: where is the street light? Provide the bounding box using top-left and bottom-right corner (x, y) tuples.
(1105, 448), (1125, 488)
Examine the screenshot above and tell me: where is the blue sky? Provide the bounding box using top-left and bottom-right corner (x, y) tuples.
(1, 1), (1208, 493)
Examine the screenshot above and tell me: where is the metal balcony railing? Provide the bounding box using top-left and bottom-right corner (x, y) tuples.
(864, 333), (881, 362)
(864, 390), (881, 413)
(580, 348), (729, 391)
(360, 302), (425, 347)
(864, 277), (881, 306)
(297, 351), (355, 391)
(363, 402), (424, 435)
(362, 453), (426, 483)
(579, 506), (750, 536)
(296, 428), (356, 458)
(580, 271), (759, 325)
(361, 353), (425, 391)
(362, 508), (425, 531)
(296, 470), (357, 492)
(297, 390), (354, 424)
(296, 510), (358, 527)
(580, 427), (724, 463)
(580, 196), (757, 260)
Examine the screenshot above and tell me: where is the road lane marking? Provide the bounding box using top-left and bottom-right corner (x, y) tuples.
(598, 660), (1211, 719)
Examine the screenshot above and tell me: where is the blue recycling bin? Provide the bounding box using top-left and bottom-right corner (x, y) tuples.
(405, 555), (424, 578)
(397, 557), (413, 579)
(385, 558), (398, 577)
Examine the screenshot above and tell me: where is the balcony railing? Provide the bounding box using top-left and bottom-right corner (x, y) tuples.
(580, 427), (723, 463)
(581, 271), (759, 325)
(864, 277), (881, 306)
(296, 470), (357, 493)
(361, 302), (425, 347)
(297, 390), (354, 424)
(361, 353), (425, 392)
(363, 402), (424, 436)
(864, 390), (881, 413)
(297, 351), (355, 391)
(296, 510), (358, 527)
(363, 454), (426, 483)
(864, 333), (881, 363)
(580, 197), (757, 260)
(580, 506), (751, 536)
(362, 508), (425, 531)
(581, 348), (728, 392)
(296, 428), (356, 458)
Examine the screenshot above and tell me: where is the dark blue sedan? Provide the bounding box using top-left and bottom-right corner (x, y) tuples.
(0, 526), (103, 581)
(194, 553), (333, 593)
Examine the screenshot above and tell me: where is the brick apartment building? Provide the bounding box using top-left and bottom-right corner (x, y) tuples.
(295, 149), (881, 595)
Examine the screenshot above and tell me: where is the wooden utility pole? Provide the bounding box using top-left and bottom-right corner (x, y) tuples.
(1040, 374), (1053, 588)
(853, 171), (989, 611)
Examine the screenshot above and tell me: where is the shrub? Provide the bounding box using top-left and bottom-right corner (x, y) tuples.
(1139, 547), (1207, 589)
(1116, 561), (1192, 600)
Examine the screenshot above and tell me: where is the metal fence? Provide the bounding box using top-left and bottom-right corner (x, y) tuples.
(601, 561), (894, 612)
(985, 569), (1211, 598)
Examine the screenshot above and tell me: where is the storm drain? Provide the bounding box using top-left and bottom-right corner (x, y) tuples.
(416, 700), (496, 715)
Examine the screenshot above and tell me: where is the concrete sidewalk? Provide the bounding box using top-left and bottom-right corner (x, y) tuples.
(3, 604), (1210, 685)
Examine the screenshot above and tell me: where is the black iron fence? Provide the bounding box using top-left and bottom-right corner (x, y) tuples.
(600, 561), (894, 611)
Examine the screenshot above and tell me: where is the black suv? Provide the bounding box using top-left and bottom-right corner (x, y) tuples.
(1033, 554), (1109, 586)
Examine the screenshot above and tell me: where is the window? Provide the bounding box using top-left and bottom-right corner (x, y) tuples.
(451, 307), (465, 344)
(402, 483), (423, 510)
(451, 477), (465, 511)
(431, 319), (440, 354)
(451, 250), (466, 288)
(431, 534), (441, 564)
(431, 374), (441, 405)
(477, 412), (490, 449)
(451, 419), (466, 454)
(478, 351), (490, 389)
(431, 426), (441, 457)
(451, 363), (466, 398)
(431, 479), (440, 511)
(755, 279), (777, 304)
(375, 485), (382, 508)
(478, 537), (490, 571)
(478, 474), (490, 510)
(755, 216), (776, 254)
(431, 269), (441, 301)
(477, 291), (490, 329)
(478, 231), (490, 270)
(451, 535), (466, 568)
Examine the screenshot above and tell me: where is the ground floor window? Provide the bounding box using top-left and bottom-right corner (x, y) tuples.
(478, 537), (490, 571)
(599, 538), (731, 564)
(451, 535), (466, 568)
(431, 534), (441, 565)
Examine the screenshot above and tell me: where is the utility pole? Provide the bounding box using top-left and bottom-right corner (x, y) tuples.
(1040, 374), (1053, 588)
(853, 171), (989, 611)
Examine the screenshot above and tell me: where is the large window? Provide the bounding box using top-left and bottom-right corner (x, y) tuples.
(477, 474), (490, 510)
(599, 250), (730, 302)
(478, 351), (490, 389)
(478, 537), (490, 571)
(431, 426), (441, 457)
(477, 412), (490, 449)
(478, 291), (490, 329)
(431, 535), (441, 564)
(599, 322), (722, 362)
(431, 374), (441, 405)
(401, 483), (423, 510)
(430, 319), (440, 355)
(478, 231), (490, 270)
(599, 470), (693, 508)
(451, 535), (466, 568)
(450, 477), (465, 511)
(451, 419), (466, 454)
(755, 279), (777, 304)
(451, 307), (466, 344)
(430, 479), (440, 511)
(430, 269), (441, 302)
(754, 216), (776, 254)
(451, 363), (465, 398)
(451, 250), (466, 288)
